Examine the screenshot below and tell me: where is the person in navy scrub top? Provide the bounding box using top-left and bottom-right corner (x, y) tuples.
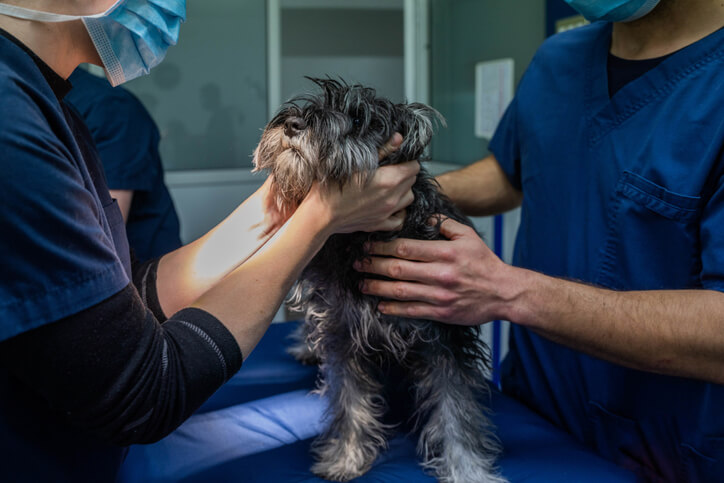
(66, 67), (182, 262)
(0, 1), (419, 480)
(357, 1), (724, 480)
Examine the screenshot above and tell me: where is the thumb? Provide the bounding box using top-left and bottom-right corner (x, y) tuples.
(433, 217), (470, 240)
(378, 132), (403, 161)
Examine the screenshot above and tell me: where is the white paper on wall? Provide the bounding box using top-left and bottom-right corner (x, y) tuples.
(474, 58), (514, 139)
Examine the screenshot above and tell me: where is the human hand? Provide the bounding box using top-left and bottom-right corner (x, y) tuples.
(354, 217), (516, 325)
(303, 133), (420, 234)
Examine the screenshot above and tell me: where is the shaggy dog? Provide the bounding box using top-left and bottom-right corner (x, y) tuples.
(253, 78), (505, 483)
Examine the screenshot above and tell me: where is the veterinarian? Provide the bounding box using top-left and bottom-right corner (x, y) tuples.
(356, 0), (724, 479)
(0, 0), (419, 480)
(66, 66), (182, 262)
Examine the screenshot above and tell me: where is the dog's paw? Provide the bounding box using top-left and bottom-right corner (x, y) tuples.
(424, 454), (508, 483)
(310, 459), (370, 482)
(311, 437), (379, 482)
(286, 343), (320, 365)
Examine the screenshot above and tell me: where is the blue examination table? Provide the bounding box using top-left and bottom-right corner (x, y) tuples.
(118, 322), (636, 482)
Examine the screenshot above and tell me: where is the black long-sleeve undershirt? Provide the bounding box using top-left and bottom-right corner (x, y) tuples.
(0, 259), (242, 446)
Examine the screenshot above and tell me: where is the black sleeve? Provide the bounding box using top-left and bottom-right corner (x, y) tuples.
(0, 284), (242, 446)
(131, 250), (167, 322)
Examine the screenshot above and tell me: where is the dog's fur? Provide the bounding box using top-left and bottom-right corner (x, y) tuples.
(253, 78), (505, 483)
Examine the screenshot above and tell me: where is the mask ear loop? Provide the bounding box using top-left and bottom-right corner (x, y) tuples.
(0, 0), (124, 23)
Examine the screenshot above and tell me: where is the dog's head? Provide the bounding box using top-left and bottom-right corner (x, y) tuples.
(253, 78), (443, 209)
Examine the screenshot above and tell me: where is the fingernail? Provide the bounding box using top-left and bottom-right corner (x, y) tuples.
(353, 260), (362, 270)
(359, 281), (367, 292)
(392, 132), (402, 146)
(378, 302), (387, 313)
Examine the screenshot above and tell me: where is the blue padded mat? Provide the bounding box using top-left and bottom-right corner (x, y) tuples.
(195, 321), (318, 413)
(119, 389), (636, 482)
(118, 322), (637, 482)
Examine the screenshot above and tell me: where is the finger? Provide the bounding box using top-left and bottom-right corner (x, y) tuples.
(375, 209), (406, 232)
(392, 190), (414, 213)
(354, 256), (443, 284)
(374, 161), (419, 193)
(396, 160), (421, 182)
(436, 217), (474, 240)
(378, 132), (403, 161)
(376, 300), (449, 323)
(364, 238), (456, 263)
(360, 278), (453, 306)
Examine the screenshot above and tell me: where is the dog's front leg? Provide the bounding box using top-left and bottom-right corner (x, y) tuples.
(312, 355), (389, 482)
(286, 321), (320, 365)
(413, 352), (507, 483)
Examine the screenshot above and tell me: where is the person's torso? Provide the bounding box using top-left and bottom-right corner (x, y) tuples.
(502, 22), (724, 481)
(0, 33), (131, 480)
(66, 69), (181, 261)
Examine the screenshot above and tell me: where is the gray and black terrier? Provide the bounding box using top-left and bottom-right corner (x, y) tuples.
(253, 78), (505, 483)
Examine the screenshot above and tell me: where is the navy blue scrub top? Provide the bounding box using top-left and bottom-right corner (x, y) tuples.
(66, 68), (182, 262)
(492, 22), (724, 480)
(0, 31), (132, 480)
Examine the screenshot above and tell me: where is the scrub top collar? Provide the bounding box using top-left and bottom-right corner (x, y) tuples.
(0, 28), (71, 100)
(585, 23), (724, 146)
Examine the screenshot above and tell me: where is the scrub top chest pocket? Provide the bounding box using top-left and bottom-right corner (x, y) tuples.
(595, 170), (702, 291)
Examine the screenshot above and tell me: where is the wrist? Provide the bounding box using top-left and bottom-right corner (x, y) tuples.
(435, 172), (453, 198)
(492, 265), (546, 327)
(296, 192), (336, 240)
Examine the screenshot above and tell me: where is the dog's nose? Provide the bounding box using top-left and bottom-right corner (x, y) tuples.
(284, 117), (306, 138)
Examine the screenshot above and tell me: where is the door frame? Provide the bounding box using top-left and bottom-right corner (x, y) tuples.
(266, 0), (429, 119)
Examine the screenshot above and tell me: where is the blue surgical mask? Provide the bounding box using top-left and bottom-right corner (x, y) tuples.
(564, 0), (661, 22)
(0, 0), (186, 86)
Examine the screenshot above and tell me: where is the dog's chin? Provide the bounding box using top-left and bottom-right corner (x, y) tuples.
(268, 148), (314, 206)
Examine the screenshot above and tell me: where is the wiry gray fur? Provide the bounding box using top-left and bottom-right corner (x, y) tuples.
(253, 78), (506, 483)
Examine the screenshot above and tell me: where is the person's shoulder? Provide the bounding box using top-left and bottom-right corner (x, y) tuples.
(68, 69), (140, 109)
(0, 53), (60, 145)
(0, 41), (53, 123)
(68, 70), (156, 130)
(0, 45), (82, 187)
(533, 22), (609, 65)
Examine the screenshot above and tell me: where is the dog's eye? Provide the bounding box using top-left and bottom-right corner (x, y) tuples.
(349, 117), (362, 135)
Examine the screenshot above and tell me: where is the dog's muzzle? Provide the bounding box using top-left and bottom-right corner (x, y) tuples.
(284, 117), (306, 138)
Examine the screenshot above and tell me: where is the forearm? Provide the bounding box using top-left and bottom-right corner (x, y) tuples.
(504, 267), (724, 384)
(109, 189), (133, 223)
(0, 285), (242, 446)
(191, 198), (334, 359)
(436, 154), (522, 217)
(156, 185), (274, 316)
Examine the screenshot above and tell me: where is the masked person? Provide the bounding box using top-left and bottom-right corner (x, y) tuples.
(356, 0), (724, 480)
(66, 67), (182, 262)
(0, 1), (419, 481)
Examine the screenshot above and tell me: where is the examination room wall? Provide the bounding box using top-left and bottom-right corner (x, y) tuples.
(123, 0), (268, 172)
(430, 0), (545, 165)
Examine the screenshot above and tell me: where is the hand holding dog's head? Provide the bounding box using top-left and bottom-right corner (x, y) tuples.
(253, 78), (443, 209)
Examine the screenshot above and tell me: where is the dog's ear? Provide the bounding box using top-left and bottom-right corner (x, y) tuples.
(393, 103), (445, 162)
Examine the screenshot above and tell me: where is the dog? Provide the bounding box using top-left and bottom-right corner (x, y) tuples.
(253, 78), (505, 483)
